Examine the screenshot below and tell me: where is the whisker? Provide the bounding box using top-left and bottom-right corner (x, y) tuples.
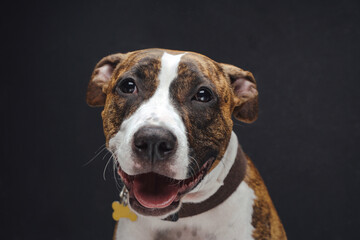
(102, 150), (111, 160)
(113, 160), (123, 191)
(111, 149), (124, 191)
(187, 156), (200, 184)
(83, 144), (107, 167)
(103, 154), (113, 180)
(189, 156), (200, 172)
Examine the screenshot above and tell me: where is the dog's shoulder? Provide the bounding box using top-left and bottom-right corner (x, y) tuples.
(244, 157), (287, 240)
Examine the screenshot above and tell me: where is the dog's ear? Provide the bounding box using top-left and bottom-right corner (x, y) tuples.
(221, 63), (258, 123)
(86, 53), (125, 107)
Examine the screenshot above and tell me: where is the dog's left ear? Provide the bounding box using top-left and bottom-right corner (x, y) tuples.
(86, 53), (125, 107)
(220, 63), (258, 123)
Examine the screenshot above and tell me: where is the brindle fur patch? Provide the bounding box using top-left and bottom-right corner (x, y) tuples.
(169, 53), (235, 176)
(244, 158), (287, 239)
(102, 51), (163, 143)
(89, 49), (286, 240)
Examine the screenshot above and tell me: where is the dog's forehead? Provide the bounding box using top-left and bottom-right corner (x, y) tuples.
(116, 49), (222, 85)
(177, 54), (225, 86)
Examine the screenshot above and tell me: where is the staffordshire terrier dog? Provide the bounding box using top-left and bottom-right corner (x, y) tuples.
(86, 49), (286, 240)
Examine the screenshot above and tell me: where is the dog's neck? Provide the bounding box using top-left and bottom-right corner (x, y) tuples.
(165, 132), (247, 220)
(182, 131), (240, 203)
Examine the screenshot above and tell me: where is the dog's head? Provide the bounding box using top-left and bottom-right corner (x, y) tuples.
(86, 49), (258, 218)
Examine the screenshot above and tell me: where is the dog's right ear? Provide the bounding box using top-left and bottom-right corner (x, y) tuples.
(86, 53), (125, 107)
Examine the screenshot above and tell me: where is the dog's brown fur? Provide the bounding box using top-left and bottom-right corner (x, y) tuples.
(87, 49), (286, 239)
(245, 158), (287, 239)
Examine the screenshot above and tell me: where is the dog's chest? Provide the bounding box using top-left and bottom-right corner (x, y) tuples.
(115, 181), (256, 240)
(154, 226), (217, 240)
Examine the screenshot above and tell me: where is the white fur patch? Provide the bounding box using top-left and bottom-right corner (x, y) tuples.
(114, 134), (256, 240)
(158, 52), (185, 92)
(109, 52), (188, 179)
(109, 52), (257, 239)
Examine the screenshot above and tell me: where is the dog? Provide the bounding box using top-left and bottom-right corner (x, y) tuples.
(86, 49), (286, 240)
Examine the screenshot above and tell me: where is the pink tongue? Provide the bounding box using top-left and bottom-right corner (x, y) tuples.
(133, 173), (179, 209)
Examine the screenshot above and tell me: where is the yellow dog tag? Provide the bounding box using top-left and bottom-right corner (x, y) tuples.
(112, 201), (137, 222)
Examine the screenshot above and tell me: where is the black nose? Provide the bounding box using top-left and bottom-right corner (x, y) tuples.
(132, 127), (177, 162)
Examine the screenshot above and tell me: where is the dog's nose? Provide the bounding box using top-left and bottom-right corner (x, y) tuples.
(132, 127), (177, 162)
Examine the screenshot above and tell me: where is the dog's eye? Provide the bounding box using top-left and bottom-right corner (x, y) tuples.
(118, 78), (137, 94)
(192, 88), (213, 102)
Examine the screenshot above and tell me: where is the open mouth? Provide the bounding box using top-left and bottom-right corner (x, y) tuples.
(116, 160), (212, 216)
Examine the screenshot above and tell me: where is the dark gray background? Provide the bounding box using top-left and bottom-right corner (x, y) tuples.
(2, 0), (359, 239)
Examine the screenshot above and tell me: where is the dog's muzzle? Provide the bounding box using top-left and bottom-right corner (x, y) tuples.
(117, 160), (211, 216)
(115, 127), (212, 216)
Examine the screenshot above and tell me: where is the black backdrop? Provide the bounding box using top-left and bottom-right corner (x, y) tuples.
(2, 0), (359, 239)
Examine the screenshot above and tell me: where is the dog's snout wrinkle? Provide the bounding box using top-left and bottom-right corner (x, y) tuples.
(133, 126), (177, 163)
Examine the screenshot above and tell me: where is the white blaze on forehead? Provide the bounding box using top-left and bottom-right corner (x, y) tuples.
(158, 52), (185, 92)
(137, 52), (186, 128)
(109, 51), (189, 179)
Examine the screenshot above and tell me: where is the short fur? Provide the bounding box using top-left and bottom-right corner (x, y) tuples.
(87, 48), (286, 239)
